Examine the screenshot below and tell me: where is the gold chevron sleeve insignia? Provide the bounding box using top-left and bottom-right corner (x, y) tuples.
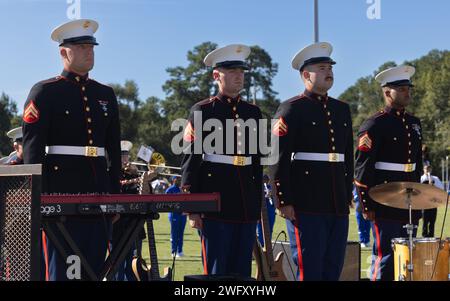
(23, 100), (40, 124)
(358, 132), (373, 152)
(272, 117), (288, 137)
(183, 121), (196, 142)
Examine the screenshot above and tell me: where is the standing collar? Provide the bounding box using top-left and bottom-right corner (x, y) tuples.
(303, 89), (328, 102)
(384, 105), (406, 117)
(217, 93), (241, 105)
(61, 70), (89, 83)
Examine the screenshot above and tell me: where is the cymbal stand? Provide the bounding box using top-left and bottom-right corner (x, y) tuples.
(402, 187), (416, 281)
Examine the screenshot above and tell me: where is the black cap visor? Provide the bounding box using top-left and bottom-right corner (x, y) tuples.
(60, 36), (98, 46)
(300, 57), (336, 71)
(214, 60), (249, 70)
(383, 79), (414, 87)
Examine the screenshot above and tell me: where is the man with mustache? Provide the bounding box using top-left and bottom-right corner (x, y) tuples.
(270, 42), (354, 281)
(354, 65), (423, 281)
(23, 19), (121, 280)
(181, 44), (262, 278)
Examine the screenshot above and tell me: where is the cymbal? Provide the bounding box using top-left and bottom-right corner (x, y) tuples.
(369, 182), (449, 210)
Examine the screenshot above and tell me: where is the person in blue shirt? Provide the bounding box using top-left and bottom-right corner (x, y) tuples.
(353, 185), (373, 248)
(166, 176), (186, 257)
(257, 174), (276, 247)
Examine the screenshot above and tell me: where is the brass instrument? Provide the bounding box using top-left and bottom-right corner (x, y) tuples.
(131, 152), (181, 178)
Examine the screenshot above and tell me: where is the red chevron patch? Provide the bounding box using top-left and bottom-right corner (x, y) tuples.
(358, 132), (372, 152)
(272, 117), (288, 137)
(183, 121), (196, 142)
(23, 100), (40, 124)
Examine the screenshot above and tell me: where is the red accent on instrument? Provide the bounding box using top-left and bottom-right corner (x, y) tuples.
(372, 222), (382, 281)
(354, 180), (368, 189)
(41, 193), (220, 205)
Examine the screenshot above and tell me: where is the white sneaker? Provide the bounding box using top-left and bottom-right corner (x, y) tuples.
(360, 243), (369, 248)
(176, 252), (184, 258)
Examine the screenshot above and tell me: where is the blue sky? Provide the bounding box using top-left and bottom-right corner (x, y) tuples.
(0, 0), (449, 113)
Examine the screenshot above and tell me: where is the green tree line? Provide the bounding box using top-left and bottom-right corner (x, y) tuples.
(1, 44), (448, 171)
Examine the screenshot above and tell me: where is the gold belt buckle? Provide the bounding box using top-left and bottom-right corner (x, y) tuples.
(328, 153), (339, 162)
(404, 163), (414, 172)
(85, 146), (98, 157)
(233, 156), (246, 166)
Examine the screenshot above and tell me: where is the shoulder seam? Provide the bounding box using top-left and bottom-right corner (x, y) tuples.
(39, 76), (64, 85)
(287, 95), (303, 104)
(198, 97), (215, 107)
(372, 111), (387, 119)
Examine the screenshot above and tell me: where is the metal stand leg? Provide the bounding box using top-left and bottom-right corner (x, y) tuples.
(44, 216), (149, 281)
(402, 188), (416, 281)
(42, 219), (99, 281)
(100, 217), (146, 280)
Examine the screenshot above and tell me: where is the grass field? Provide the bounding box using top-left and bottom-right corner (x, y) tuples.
(142, 207), (450, 281)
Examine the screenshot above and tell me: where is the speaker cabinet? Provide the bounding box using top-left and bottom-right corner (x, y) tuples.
(272, 241), (361, 281)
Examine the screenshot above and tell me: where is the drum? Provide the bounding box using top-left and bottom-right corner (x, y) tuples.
(392, 237), (449, 281)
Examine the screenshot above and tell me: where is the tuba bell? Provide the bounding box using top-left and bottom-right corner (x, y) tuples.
(148, 152), (182, 177)
(148, 152), (166, 173)
(131, 152), (181, 178)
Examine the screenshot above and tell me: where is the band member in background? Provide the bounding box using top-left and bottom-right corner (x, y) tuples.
(256, 174), (276, 247)
(421, 144), (430, 165)
(23, 19), (121, 280)
(354, 65), (423, 281)
(181, 44), (263, 278)
(112, 140), (145, 281)
(166, 176), (186, 258)
(353, 185), (373, 248)
(270, 42), (354, 281)
(421, 164), (444, 237)
(2, 127), (24, 165)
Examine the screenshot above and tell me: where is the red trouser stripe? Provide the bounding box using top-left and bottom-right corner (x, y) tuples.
(42, 231), (49, 281)
(201, 236), (208, 275)
(372, 222), (382, 281)
(294, 221), (304, 281)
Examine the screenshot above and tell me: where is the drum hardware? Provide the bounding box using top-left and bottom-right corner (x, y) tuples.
(399, 261), (406, 281)
(404, 188), (415, 280)
(370, 182), (449, 281)
(431, 192), (450, 280)
(392, 237), (449, 281)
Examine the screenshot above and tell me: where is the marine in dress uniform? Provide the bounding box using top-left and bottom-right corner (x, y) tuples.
(181, 44), (263, 278)
(270, 42), (354, 281)
(3, 127), (24, 165)
(22, 19), (121, 280)
(354, 65), (422, 281)
(113, 140), (141, 281)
